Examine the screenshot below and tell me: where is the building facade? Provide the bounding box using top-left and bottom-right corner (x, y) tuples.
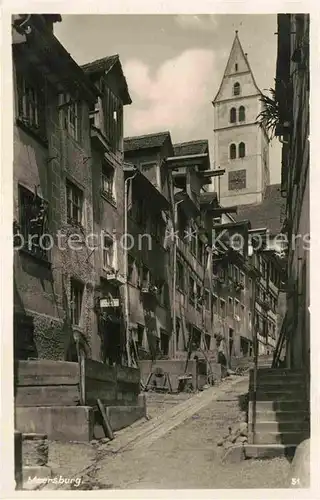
(275, 14), (310, 369)
(12, 15), (131, 364)
(82, 55), (131, 364)
(13, 14), (99, 361)
(212, 32), (270, 207)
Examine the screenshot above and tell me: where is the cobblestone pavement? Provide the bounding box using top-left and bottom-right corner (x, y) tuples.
(90, 377), (291, 489)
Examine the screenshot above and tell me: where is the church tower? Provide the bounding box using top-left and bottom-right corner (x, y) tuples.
(212, 31), (270, 207)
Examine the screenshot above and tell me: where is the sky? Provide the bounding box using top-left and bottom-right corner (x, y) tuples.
(54, 14), (281, 184)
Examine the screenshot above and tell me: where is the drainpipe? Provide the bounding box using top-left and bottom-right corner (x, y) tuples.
(172, 199), (184, 358)
(124, 170), (137, 367)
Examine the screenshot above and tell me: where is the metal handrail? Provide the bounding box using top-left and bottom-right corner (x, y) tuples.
(272, 312), (287, 368)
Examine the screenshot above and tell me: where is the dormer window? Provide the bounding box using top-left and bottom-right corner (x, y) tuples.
(233, 82), (241, 96)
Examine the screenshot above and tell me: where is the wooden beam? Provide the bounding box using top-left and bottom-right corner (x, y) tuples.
(208, 206), (238, 215)
(203, 169), (226, 178)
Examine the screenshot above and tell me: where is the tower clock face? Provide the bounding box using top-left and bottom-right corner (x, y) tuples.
(228, 169), (246, 191)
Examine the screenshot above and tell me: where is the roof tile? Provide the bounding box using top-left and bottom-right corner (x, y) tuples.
(235, 184), (284, 236)
(173, 139), (208, 157)
(124, 131), (171, 152)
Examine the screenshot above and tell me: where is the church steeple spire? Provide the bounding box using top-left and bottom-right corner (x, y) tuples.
(212, 32), (270, 207)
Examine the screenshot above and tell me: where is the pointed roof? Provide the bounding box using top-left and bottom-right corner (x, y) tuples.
(213, 31), (261, 103)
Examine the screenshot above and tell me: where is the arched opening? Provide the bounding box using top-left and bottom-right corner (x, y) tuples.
(239, 142), (246, 158)
(239, 106), (245, 122)
(233, 82), (241, 96)
(230, 107), (236, 123)
(230, 143), (237, 159)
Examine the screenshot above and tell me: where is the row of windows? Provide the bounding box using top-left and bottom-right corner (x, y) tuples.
(230, 106), (245, 123)
(230, 142), (246, 159)
(16, 72), (123, 152)
(127, 256), (168, 307)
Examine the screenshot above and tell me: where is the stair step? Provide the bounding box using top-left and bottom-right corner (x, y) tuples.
(254, 375), (305, 384)
(256, 410), (309, 422)
(255, 421), (309, 432)
(256, 368), (305, 376)
(251, 383), (305, 393)
(244, 443), (297, 460)
(254, 431), (309, 445)
(255, 400), (309, 412)
(255, 391), (306, 401)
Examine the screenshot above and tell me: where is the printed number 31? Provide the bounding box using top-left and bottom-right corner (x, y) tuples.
(292, 478), (300, 486)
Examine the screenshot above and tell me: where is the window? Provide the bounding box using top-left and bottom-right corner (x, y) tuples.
(160, 329), (169, 356)
(61, 94), (80, 141)
(233, 266), (240, 283)
(228, 169), (246, 190)
(141, 266), (150, 288)
(198, 237), (204, 265)
(137, 324), (144, 347)
(229, 143), (237, 159)
(239, 142), (246, 158)
(16, 73), (46, 140)
(104, 85), (123, 152)
(204, 290), (210, 311)
(127, 255), (135, 283)
(235, 63), (238, 72)
(176, 260), (184, 291)
(196, 284), (202, 311)
(70, 279), (84, 325)
(233, 82), (241, 96)
(16, 185), (49, 259)
(234, 299), (240, 317)
(189, 277), (196, 305)
(248, 311), (252, 330)
(189, 224), (197, 256)
(102, 233), (115, 270)
(66, 180), (83, 225)
(205, 334), (211, 350)
(211, 294), (217, 316)
(220, 299), (226, 318)
(239, 106), (245, 122)
(240, 271), (245, 286)
(230, 107), (237, 123)
(228, 297), (233, 315)
(101, 164), (115, 204)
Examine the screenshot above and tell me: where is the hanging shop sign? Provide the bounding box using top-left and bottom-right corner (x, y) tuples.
(100, 298), (120, 308)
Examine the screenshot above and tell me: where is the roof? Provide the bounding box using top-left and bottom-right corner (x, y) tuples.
(213, 31), (261, 103)
(81, 54), (119, 75)
(124, 131), (172, 153)
(173, 140), (208, 157)
(82, 54), (131, 105)
(235, 184), (284, 236)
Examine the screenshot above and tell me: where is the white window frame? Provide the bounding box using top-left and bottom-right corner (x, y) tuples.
(102, 231), (117, 271)
(66, 180), (83, 226)
(70, 278), (84, 326)
(62, 93), (80, 141)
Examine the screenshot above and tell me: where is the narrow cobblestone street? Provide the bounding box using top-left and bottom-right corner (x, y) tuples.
(77, 377), (291, 490)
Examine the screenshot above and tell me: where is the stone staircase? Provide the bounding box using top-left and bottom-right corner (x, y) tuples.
(248, 368), (310, 457)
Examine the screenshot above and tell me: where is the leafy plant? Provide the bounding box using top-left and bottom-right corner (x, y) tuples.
(257, 88), (279, 139)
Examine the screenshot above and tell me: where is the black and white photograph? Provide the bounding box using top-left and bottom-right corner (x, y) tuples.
(2, 7), (311, 494)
